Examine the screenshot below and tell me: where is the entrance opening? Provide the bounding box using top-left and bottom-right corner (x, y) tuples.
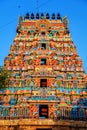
(41, 43), (46, 49)
(41, 58), (46, 65)
(40, 79), (47, 87)
(41, 31), (46, 35)
(39, 105), (48, 118)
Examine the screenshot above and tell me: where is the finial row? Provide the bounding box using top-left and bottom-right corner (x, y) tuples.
(24, 13), (62, 20)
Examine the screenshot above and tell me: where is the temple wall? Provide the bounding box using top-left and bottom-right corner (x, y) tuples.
(0, 119), (87, 130)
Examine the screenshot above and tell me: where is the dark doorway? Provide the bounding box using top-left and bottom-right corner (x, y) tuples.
(36, 128), (52, 130)
(41, 58), (46, 65)
(40, 79), (47, 87)
(41, 31), (46, 35)
(41, 43), (46, 49)
(39, 105), (48, 118)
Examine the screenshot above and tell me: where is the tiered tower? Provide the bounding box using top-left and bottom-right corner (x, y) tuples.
(0, 13), (87, 130)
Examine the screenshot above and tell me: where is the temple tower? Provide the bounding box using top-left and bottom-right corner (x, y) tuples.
(0, 13), (87, 130)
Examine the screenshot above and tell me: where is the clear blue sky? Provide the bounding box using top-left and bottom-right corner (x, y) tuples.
(0, 0), (87, 73)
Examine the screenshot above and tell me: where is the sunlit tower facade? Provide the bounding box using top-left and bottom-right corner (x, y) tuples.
(0, 13), (87, 130)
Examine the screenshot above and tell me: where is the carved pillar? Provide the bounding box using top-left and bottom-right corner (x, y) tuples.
(1, 126), (9, 130)
(52, 126), (60, 130)
(0, 127), (3, 130)
(9, 127), (14, 130)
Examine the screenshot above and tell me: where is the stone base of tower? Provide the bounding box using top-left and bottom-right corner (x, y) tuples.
(0, 119), (87, 130)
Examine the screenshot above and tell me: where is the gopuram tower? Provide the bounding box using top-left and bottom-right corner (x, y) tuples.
(0, 13), (87, 130)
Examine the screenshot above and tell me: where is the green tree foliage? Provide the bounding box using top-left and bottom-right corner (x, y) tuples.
(0, 66), (10, 88)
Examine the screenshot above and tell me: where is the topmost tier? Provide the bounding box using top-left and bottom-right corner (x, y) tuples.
(24, 13), (63, 20)
(17, 13), (69, 34)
